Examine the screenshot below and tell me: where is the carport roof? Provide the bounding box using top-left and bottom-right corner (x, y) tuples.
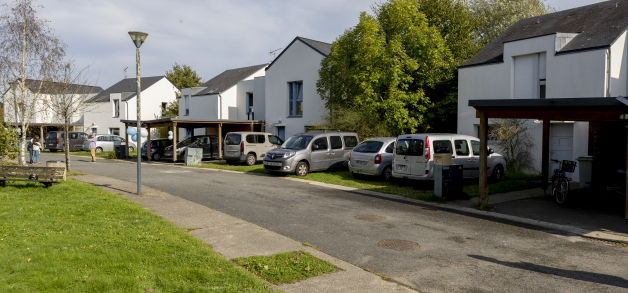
(121, 118), (264, 127)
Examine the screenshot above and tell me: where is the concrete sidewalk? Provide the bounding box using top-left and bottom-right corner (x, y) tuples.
(73, 174), (415, 293)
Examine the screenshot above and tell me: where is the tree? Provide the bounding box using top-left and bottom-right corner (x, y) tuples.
(155, 100), (179, 138)
(0, 0), (65, 165)
(317, 0), (452, 135)
(489, 119), (535, 172)
(46, 61), (100, 172)
(165, 63), (203, 90)
(0, 125), (19, 163)
(471, 0), (556, 47)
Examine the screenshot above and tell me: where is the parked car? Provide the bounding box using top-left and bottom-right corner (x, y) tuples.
(348, 137), (396, 181)
(223, 132), (284, 165)
(141, 139), (173, 161)
(82, 134), (136, 152)
(391, 134), (506, 181)
(263, 131), (360, 176)
(46, 131), (88, 151)
(163, 135), (219, 160)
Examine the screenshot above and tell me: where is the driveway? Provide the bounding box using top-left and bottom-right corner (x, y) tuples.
(43, 154), (628, 292)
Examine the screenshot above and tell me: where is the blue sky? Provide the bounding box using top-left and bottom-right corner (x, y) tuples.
(32, 0), (606, 89)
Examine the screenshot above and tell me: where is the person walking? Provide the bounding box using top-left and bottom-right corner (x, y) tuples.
(27, 136), (35, 164)
(32, 137), (41, 164)
(88, 133), (97, 162)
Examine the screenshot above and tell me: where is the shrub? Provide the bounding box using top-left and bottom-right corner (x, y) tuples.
(107, 151), (117, 160)
(489, 119), (535, 172)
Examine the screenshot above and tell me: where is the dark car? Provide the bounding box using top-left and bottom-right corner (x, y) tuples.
(163, 135), (219, 160)
(46, 131), (88, 151)
(141, 139), (172, 161)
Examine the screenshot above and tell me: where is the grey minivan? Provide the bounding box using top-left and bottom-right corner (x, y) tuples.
(46, 131), (88, 151)
(348, 137), (396, 181)
(263, 131), (359, 176)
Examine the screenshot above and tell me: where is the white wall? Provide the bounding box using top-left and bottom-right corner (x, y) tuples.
(236, 79), (255, 120)
(253, 76), (266, 121)
(265, 40), (328, 139)
(610, 30), (628, 97)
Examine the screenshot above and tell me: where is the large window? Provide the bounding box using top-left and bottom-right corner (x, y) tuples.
(288, 82), (303, 117)
(113, 99), (120, 118)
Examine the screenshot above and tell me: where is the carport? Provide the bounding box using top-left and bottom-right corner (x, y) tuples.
(469, 97), (628, 219)
(3, 122), (84, 140)
(120, 118), (264, 162)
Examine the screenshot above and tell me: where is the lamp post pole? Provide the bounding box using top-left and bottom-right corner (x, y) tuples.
(128, 31), (148, 195)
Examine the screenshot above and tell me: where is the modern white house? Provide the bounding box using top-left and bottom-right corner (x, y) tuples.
(83, 76), (178, 136)
(264, 36), (331, 141)
(457, 1), (628, 182)
(178, 64), (267, 137)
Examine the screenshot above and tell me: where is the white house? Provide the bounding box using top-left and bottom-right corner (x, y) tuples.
(264, 36), (331, 141)
(179, 64), (267, 137)
(83, 76), (178, 136)
(457, 1), (628, 182)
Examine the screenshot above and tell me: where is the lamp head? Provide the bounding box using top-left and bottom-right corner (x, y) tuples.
(128, 31), (148, 48)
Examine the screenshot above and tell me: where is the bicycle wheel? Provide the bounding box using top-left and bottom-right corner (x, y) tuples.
(555, 177), (569, 204)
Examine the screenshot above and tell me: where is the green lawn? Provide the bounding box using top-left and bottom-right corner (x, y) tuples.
(233, 251), (339, 285)
(41, 150), (138, 159)
(0, 180), (277, 292)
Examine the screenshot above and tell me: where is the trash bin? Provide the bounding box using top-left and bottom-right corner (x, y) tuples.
(447, 164), (463, 198)
(577, 156), (593, 189)
(115, 146), (127, 159)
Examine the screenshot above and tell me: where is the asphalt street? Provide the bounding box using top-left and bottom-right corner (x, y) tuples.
(43, 154), (628, 293)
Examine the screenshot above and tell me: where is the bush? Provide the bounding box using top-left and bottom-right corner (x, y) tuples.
(0, 126), (20, 162)
(489, 119), (535, 172)
(107, 151), (117, 159)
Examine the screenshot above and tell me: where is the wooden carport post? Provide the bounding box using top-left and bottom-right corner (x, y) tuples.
(542, 120), (550, 195)
(173, 122), (177, 162)
(125, 123), (129, 158)
(479, 110), (489, 203)
(250, 122), (254, 131)
(218, 123), (223, 159)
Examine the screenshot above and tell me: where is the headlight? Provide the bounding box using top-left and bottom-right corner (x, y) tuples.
(283, 151), (296, 158)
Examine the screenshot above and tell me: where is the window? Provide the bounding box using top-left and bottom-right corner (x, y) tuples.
(311, 137), (328, 151)
(268, 135), (282, 145)
(184, 96), (190, 116)
(471, 141), (480, 156)
(454, 140), (470, 156)
(330, 136), (343, 149)
(197, 137), (209, 145)
(288, 82), (303, 117)
(161, 102), (168, 116)
(80, 133), (87, 140)
(411, 140), (424, 156)
(247, 93), (254, 113)
(225, 134), (242, 145)
(539, 79), (546, 99)
(385, 142), (395, 153)
(70, 133), (79, 139)
(112, 136), (122, 142)
(281, 136), (312, 150)
(256, 134), (265, 144)
(343, 136), (358, 148)
(185, 129), (191, 137)
(396, 139), (412, 155)
(433, 140), (452, 154)
(113, 99), (120, 118)
(246, 135), (256, 143)
(97, 136), (110, 142)
(110, 128), (120, 136)
(354, 141), (384, 153)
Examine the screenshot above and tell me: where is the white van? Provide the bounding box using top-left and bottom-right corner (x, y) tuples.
(391, 134), (507, 181)
(223, 132), (284, 165)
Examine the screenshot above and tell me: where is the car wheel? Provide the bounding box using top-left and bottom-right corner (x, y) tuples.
(152, 153), (161, 161)
(245, 153), (256, 166)
(95, 147), (103, 153)
(226, 160), (237, 165)
(491, 165), (504, 182)
(129, 146), (135, 152)
(382, 166), (393, 181)
(295, 162), (308, 177)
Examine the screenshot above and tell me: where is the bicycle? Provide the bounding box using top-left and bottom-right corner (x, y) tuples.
(550, 159), (577, 204)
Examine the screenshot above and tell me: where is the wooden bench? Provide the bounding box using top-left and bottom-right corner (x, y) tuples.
(0, 166), (66, 187)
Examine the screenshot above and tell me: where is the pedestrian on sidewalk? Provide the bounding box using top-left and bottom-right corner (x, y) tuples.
(88, 133), (97, 162)
(27, 136), (34, 164)
(32, 137), (41, 164)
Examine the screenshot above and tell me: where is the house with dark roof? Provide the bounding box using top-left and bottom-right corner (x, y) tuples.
(83, 76), (178, 136)
(178, 64), (267, 137)
(457, 1), (628, 181)
(264, 36), (332, 140)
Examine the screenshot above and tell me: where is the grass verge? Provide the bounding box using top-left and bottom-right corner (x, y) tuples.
(0, 180), (276, 292)
(67, 170), (87, 176)
(233, 251), (339, 285)
(41, 150), (138, 159)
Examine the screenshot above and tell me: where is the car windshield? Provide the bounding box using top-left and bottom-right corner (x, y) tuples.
(176, 137), (193, 148)
(225, 134), (241, 145)
(281, 136), (313, 150)
(353, 141), (384, 153)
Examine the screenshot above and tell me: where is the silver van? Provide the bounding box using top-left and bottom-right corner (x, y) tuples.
(348, 137), (396, 181)
(46, 131), (88, 151)
(82, 134), (136, 152)
(223, 132), (283, 165)
(263, 131), (359, 176)
(391, 134), (507, 181)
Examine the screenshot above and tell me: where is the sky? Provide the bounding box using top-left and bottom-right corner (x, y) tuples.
(30, 0), (608, 90)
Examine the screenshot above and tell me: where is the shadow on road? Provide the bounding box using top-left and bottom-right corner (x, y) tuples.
(469, 255), (628, 289)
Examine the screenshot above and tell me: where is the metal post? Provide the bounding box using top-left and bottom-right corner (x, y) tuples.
(136, 46), (142, 195)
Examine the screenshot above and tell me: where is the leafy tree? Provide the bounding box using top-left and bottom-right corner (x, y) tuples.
(0, 125), (19, 163)
(317, 0), (452, 135)
(156, 100), (179, 138)
(165, 63), (203, 90)
(471, 0), (556, 47)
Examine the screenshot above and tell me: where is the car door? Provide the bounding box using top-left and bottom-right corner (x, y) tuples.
(310, 136), (330, 171)
(210, 137), (218, 158)
(409, 139), (426, 176)
(77, 133), (88, 150)
(453, 139), (474, 178)
(197, 137), (211, 158)
(470, 140), (480, 178)
(394, 138), (413, 175)
(328, 135), (345, 168)
(255, 134), (267, 161)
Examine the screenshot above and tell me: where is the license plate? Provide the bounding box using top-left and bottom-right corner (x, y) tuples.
(264, 161), (282, 166)
(356, 160), (368, 165)
(48, 144), (54, 146)
(227, 151), (238, 157)
(395, 165), (407, 171)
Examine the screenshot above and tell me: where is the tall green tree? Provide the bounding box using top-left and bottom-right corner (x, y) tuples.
(317, 0), (452, 135)
(165, 63), (203, 90)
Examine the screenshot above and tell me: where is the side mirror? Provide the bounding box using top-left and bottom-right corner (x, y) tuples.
(489, 148), (495, 155)
(312, 144), (319, 150)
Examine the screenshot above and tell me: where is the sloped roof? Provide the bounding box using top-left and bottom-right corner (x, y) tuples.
(19, 79), (102, 95)
(193, 64), (268, 96)
(90, 76), (168, 102)
(266, 36), (332, 71)
(461, 0), (628, 68)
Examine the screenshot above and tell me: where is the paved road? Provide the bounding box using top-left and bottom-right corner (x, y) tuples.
(45, 154), (628, 293)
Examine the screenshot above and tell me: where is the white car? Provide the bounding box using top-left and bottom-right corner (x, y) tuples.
(391, 134), (507, 181)
(82, 134), (136, 153)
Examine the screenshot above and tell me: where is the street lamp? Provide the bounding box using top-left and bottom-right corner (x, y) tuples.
(128, 31), (148, 195)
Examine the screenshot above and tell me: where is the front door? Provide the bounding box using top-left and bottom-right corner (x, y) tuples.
(453, 139), (474, 178)
(310, 137), (330, 171)
(550, 124), (574, 179)
(277, 127), (285, 141)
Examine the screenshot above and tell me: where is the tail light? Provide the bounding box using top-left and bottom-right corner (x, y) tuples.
(56, 137), (59, 144)
(240, 141), (244, 153)
(425, 170), (429, 174)
(424, 136), (430, 160)
(374, 154), (382, 164)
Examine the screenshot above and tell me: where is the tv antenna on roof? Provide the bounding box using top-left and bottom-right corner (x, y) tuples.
(270, 48), (282, 62)
(123, 67), (128, 78)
